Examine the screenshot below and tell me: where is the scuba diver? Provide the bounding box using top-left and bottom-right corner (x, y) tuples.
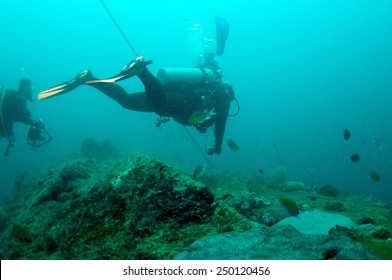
(0, 78), (51, 156)
(38, 16), (232, 155)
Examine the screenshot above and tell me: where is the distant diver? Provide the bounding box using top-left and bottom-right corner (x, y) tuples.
(1, 78), (51, 156)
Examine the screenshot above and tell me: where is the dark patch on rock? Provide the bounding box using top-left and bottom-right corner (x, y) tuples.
(149, 185), (215, 224)
(329, 225), (355, 239)
(60, 161), (91, 182)
(324, 201), (345, 212)
(321, 247), (339, 259)
(32, 180), (70, 206)
(357, 217), (375, 225)
(371, 227), (391, 240)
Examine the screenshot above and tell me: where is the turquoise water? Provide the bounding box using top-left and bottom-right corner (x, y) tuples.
(1, 0), (391, 202)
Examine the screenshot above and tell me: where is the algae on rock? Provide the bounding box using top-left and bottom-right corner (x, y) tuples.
(0, 153), (218, 259)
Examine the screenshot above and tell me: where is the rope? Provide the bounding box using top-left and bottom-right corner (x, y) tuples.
(98, 0), (212, 163)
(99, 0), (138, 57)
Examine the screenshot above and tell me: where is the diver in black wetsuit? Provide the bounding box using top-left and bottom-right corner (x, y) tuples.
(0, 79), (44, 156)
(38, 16), (233, 155)
(39, 53), (234, 155)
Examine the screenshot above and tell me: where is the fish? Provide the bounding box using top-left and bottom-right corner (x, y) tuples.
(193, 164), (206, 178)
(279, 197), (300, 217)
(368, 171), (380, 182)
(343, 129), (351, 140)
(349, 153), (360, 163)
(258, 169), (264, 173)
(226, 138), (239, 152)
(189, 108), (216, 124)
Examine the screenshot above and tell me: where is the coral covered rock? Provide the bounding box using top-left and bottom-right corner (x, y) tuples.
(109, 153), (215, 226)
(357, 217), (375, 225)
(371, 227), (391, 240)
(60, 161), (91, 182)
(0, 153), (216, 259)
(317, 185), (340, 197)
(324, 201), (346, 212)
(260, 212), (276, 226)
(234, 192), (271, 216)
(1, 151), (390, 260)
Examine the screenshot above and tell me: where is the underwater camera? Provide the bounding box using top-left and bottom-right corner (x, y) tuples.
(26, 118), (52, 148)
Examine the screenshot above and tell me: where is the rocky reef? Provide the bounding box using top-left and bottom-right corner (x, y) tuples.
(0, 153), (252, 259)
(0, 152), (391, 259)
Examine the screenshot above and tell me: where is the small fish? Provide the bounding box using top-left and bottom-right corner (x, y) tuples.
(226, 138), (239, 152)
(343, 129), (351, 140)
(368, 171), (380, 182)
(349, 153), (360, 163)
(193, 164), (206, 178)
(258, 169), (264, 173)
(189, 108), (216, 124)
(279, 197), (300, 217)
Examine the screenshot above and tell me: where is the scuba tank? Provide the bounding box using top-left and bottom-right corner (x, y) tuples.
(157, 68), (215, 86)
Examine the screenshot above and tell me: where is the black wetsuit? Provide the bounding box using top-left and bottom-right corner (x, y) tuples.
(89, 68), (234, 153)
(0, 87), (33, 140)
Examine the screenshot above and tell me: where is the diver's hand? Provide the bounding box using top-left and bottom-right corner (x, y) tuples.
(206, 146), (221, 155)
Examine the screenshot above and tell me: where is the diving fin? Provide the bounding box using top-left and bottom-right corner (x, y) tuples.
(38, 70), (93, 100)
(86, 56), (153, 85)
(38, 57), (153, 99)
(215, 16), (229, 56)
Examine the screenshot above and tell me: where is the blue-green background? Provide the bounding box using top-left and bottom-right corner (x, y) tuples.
(1, 0), (391, 202)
